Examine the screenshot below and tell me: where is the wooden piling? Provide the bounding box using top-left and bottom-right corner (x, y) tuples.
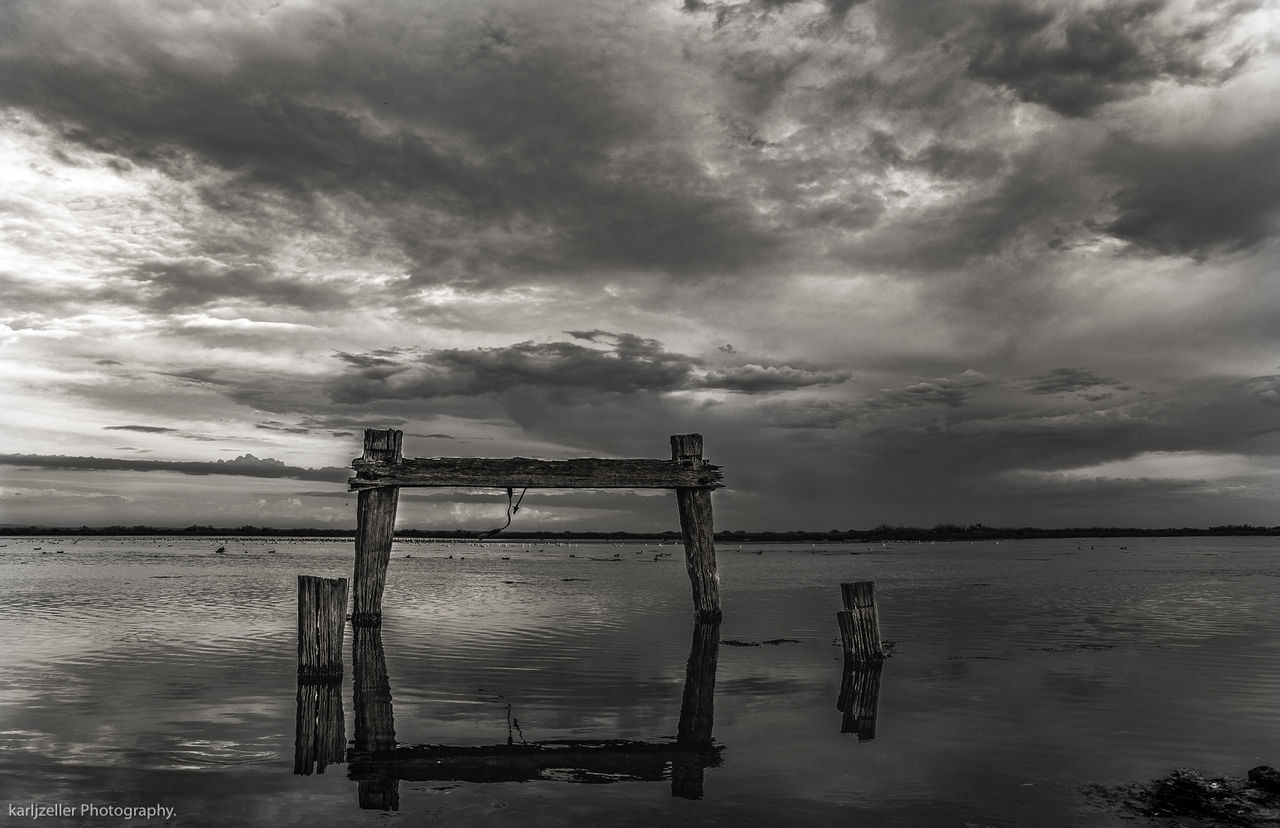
(297, 575), (348, 679)
(672, 434), (721, 622)
(352, 429), (402, 627)
(837, 581), (884, 663)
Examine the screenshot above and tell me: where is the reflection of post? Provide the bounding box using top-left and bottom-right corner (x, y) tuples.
(351, 625), (398, 810)
(293, 679), (346, 774)
(673, 620), (720, 799)
(836, 660), (883, 741)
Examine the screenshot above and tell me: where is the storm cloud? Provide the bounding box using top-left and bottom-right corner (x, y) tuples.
(1, 0), (1277, 530)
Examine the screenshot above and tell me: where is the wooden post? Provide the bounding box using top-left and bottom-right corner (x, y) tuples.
(297, 575), (348, 679)
(838, 581), (884, 663)
(352, 429), (402, 627)
(672, 434), (721, 622)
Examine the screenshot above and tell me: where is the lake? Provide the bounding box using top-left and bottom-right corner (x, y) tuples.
(2, 535), (1278, 826)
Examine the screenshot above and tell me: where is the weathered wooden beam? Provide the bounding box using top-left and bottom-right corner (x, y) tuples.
(673, 434), (722, 621)
(352, 429), (401, 627)
(349, 456), (724, 491)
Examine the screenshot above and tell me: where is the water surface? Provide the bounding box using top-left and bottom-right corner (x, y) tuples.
(1, 536), (1277, 825)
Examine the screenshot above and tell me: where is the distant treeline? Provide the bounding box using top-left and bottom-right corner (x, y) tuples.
(2, 523), (1279, 541)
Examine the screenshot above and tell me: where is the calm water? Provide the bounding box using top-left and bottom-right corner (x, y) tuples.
(1, 536), (1278, 826)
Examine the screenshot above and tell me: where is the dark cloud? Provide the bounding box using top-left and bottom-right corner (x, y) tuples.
(0, 453), (349, 483)
(965, 0), (1246, 117)
(1019, 368), (1129, 397)
(701, 364), (851, 393)
(329, 334), (700, 403)
(0, 1), (782, 285)
(107, 258), (352, 313)
(103, 425), (178, 434)
(328, 333), (853, 403)
(1097, 126), (1280, 258)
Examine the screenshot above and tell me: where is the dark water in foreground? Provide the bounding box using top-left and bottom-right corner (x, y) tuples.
(1, 536), (1278, 826)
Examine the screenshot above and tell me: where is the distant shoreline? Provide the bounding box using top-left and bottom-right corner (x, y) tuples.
(2, 524), (1278, 541)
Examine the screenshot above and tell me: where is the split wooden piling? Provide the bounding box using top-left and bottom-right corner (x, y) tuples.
(352, 429), (401, 627)
(837, 581), (885, 663)
(672, 435), (722, 622)
(297, 575), (348, 679)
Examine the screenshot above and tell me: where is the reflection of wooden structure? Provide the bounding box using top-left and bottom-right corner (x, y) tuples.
(351, 626), (398, 810)
(347, 429), (726, 624)
(348, 740), (723, 786)
(673, 621), (719, 799)
(341, 621), (723, 808)
(293, 680), (345, 775)
(836, 661), (883, 741)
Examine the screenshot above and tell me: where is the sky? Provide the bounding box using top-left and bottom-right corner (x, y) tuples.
(1, 0), (1279, 532)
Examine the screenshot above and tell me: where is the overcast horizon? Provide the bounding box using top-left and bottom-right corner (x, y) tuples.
(2, 0), (1279, 531)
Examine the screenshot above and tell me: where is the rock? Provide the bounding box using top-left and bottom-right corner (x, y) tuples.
(1250, 765), (1280, 796)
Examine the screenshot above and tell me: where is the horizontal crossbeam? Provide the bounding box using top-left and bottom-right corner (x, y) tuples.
(348, 456), (724, 491)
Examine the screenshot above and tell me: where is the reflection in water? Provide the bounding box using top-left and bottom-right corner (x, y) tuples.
(837, 659), (884, 741)
(351, 626), (398, 810)
(331, 621), (723, 810)
(293, 679), (344, 775)
(673, 621), (719, 799)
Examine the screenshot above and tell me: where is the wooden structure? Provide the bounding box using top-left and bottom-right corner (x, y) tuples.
(837, 581), (885, 664)
(297, 575), (348, 680)
(347, 428), (726, 624)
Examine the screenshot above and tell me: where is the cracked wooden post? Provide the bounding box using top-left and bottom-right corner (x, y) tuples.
(352, 429), (402, 627)
(297, 575), (348, 679)
(838, 581), (885, 663)
(672, 434), (721, 622)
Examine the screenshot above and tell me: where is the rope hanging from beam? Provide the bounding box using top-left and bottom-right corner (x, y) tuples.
(477, 487), (527, 540)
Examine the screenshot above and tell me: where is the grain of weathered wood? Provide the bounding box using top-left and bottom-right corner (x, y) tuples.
(297, 575), (347, 679)
(839, 580), (885, 663)
(352, 429), (401, 626)
(672, 435), (722, 621)
(348, 456), (724, 491)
